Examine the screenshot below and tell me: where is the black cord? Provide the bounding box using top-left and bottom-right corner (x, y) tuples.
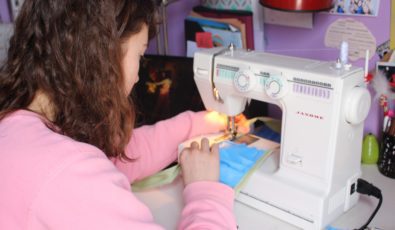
(354, 178), (383, 230)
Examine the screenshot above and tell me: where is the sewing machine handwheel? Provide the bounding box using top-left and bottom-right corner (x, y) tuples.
(344, 86), (371, 125)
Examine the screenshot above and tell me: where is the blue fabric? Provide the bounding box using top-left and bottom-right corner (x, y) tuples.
(325, 226), (342, 230)
(219, 141), (265, 188)
(253, 123), (281, 143)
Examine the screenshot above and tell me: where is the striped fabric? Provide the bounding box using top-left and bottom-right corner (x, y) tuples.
(201, 0), (252, 11)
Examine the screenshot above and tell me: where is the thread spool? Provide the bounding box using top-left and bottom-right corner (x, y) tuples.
(340, 41), (348, 65)
(361, 133), (379, 164)
(364, 49), (373, 83)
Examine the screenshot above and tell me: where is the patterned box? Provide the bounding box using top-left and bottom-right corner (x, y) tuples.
(201, 0), (252, 11)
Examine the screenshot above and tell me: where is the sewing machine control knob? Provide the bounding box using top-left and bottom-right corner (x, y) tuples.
(344, 87), (371, 125)
(287, 155), (302, 165)
(265, 76), (287, 99)
(233, 70), (256, 92)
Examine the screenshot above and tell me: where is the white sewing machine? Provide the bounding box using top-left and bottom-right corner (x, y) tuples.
(192, 47), (371, 229)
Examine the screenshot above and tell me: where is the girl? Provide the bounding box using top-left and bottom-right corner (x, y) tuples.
(0, 0), (237, 229)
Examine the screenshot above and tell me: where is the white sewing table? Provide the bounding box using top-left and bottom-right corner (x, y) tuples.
(135, 141), (395, 230)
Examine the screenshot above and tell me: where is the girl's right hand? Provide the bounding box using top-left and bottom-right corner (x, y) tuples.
(179, 138), (220, 186)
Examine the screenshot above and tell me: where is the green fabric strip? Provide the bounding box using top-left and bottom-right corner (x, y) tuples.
(234, 149), (274, 195)
(131, 164), (180, 192)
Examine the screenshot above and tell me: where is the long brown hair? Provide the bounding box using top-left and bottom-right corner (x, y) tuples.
(0, 0), (158, 160)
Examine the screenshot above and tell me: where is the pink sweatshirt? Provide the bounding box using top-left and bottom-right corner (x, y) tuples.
(0, 110), (236, 230)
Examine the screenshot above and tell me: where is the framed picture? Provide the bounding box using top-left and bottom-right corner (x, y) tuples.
(132, 55), (205, 126)
(329, 0), (380, 16)
(131, 54), (269, 127)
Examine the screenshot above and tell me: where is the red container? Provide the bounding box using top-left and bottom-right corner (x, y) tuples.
(260, 0), (334, 12)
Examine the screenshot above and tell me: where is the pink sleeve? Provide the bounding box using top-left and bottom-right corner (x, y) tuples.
(114, 111), (224, 182)
(179, 181), (237, 230)
(29, 152), (236, 230)
(28, 153), (164, 230)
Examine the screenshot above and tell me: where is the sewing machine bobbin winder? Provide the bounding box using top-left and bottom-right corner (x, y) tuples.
(192, 46), (371, 229)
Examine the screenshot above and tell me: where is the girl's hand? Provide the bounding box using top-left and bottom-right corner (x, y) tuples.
(179, 138), (220, 186)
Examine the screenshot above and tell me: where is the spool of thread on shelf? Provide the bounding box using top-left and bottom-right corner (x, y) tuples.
(361, 133), (379, 164)
(364, 49), (370, 76)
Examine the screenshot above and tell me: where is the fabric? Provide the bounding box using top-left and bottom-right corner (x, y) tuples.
(132, 117), (281, 192)
(219, 141), (266, 188)
(132, 164), (181, 192)
(0, 110), (237, 230)
(131, 140), (271, 195)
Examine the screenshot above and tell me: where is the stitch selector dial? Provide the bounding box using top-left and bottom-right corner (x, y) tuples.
(265, 76), (287, 99)
(233, 70), (257, 93)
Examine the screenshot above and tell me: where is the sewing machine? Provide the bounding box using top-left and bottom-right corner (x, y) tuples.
(192, 47), (371, 229)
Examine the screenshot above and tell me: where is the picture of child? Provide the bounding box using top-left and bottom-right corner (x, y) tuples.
(330, 0), (379, 16)
(350, 0), (373, 15)
(336, 0), (346, 13)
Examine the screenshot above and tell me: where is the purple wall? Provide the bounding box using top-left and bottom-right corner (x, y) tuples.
(147, 0), (201, 56)
(0, 0), (12, 23)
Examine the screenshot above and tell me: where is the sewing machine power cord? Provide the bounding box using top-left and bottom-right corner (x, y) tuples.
(354, 178), (383, 230)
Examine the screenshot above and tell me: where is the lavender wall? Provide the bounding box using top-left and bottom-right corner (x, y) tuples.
(147, 0), (201, 56)
(0, 0), (12, 23)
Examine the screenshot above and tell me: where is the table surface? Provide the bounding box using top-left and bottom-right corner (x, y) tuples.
(135, 154), (395, 230)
